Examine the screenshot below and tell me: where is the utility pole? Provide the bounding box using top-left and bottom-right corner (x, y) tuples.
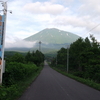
(56, 54), (57, 66)
(67, 45), (70, 73)
(0, 1), (12, 84)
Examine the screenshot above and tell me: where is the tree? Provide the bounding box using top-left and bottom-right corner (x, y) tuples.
(84, 37), (91, 48)
(69, 38), (86, 71)
(25, 51), (32, 63)
(34, 50), (44, 65)
(57, 48), (67, 65)
(25, 50), (44, 66)
(90, 34), (99, 48)
(11, 53), (25, 63)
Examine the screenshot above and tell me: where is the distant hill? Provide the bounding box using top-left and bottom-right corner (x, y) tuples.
(24, 28), (80, 44)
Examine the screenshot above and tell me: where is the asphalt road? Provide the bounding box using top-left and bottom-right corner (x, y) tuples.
(18, 61), (100, 100)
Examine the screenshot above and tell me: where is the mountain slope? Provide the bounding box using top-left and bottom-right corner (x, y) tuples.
(24, 28), (80, 44)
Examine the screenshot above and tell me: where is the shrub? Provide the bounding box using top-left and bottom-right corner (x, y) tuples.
(3, 62), (38, 86)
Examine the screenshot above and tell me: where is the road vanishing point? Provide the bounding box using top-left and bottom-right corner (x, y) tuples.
(18, 61), (100, 100)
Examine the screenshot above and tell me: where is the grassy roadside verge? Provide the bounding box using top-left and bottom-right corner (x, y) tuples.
(51, 66), (100, 91)
(16, 66), (43, 100)
(0, 65), (43, 100)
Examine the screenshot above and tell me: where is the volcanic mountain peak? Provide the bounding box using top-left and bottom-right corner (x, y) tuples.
(24, 28), (80, 44)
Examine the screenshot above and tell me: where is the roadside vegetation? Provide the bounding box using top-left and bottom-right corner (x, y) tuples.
(50, 35), (100, 91)
(0, 50), (44, 100)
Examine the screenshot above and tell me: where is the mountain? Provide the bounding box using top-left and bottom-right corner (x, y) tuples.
(5, 28), (80, 54)
(24, 28), (80, 44)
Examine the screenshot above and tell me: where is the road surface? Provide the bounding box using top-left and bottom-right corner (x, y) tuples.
(18, 61), (100, 100)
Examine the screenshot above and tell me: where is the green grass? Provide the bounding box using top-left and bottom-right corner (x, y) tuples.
(51, 67), (100, 91)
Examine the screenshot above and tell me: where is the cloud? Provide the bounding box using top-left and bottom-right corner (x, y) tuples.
(79, 0), (100, 16)
(1, 0), (100, 47)
(13, 31), (37, 39)
(5, 38), (37, 48)
(23, 2), (68, 15)
(50, 0), (74, 5)
(52, 15), (91, 28)
(46, 15), (99, 42)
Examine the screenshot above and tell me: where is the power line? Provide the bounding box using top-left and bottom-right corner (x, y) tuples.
(82, 24), (100, 37)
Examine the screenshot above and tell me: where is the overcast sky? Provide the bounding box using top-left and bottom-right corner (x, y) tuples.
(1, 0), (100, 48)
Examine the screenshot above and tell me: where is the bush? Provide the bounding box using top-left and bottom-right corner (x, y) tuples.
(0, 84), (20, 100)
(3, 62), (38, 86)
(0, 62), (42, 100)
(0, 51), (44, 100)
(93, 73), (100, 83)
(72, 71), (84, 78)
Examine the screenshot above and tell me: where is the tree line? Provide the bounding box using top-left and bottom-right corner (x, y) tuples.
(6, 50), (45, 66)
(51, 35), (100, 83)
